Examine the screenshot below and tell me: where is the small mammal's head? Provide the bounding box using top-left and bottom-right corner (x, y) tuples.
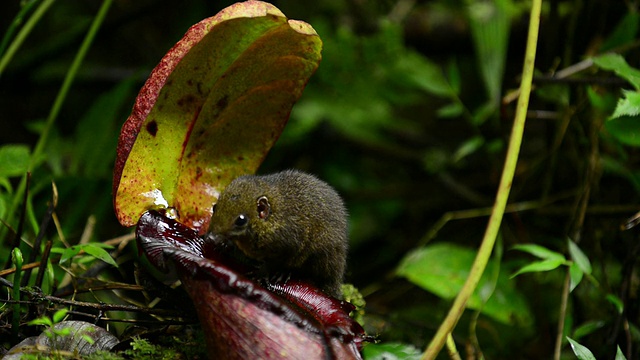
(208, 175), (276, 260)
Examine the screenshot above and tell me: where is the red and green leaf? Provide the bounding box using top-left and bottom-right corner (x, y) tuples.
(113, 1), (322, 234)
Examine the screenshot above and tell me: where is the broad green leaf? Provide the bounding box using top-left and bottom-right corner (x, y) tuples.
(610, 90), (640, 119)
(569, 262), (583, 292)
(511, 243), (566, 261)
(362, 343), (421, 360)
(397, 243), (532, 325)
(605, 115), (640, 146)
(83, 244), (118, 267)
(58, 246), (82, 264)
(511, 258), (567, 278)
(616, 346), (628, 360)
(57, 244), (117, 267)
(592, 53), (640, 90)
(568, 239), (592, 275)
(0, 144), (30, 177)
(567, 337), (597, 360)
(113, 1), (322, 234)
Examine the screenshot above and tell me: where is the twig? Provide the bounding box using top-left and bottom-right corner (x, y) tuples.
(35, 239), (53, 289)
(0, 276), (179, 317)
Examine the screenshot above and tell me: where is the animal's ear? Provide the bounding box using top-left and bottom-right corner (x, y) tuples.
(257, 196), (271, 220)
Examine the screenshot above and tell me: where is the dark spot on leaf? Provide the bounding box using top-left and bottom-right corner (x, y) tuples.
(146, 121), (158, 136)
(237, 156), (244, 161)
(177, 94), (198, 108)
(216, 96), (229, 113)
(195, 167), (203, 180)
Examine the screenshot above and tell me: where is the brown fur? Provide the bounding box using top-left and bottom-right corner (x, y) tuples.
(207, 170), (348, 297)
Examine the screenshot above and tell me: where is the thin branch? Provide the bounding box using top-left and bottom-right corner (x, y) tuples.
(0, 276), (180, 317)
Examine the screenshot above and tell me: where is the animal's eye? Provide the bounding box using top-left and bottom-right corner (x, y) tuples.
(257, 196), (271, 220)
(234, 214), (248, 227)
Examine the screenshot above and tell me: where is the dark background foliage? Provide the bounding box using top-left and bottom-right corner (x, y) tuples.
(1, 0), (639, 359)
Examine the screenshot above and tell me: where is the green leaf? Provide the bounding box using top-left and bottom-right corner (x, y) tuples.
(511, 258), (567, 278)
(472, 101), (498, 125)
(113, 2), (322, 234)
(72, 78), (137, 177)
(397, 243), (532, 325)
(569, 262), (583, 292)
(57, 244), (116, 267)
(605, 115), (640, 146)
(572, 320), (605, 341)
(600, 12), (639, 52)
(437, 102), (464, 118)
(616, 345), (628, 360)
(82, 334), (96, 345)
(587, 86), (617, 113)
(362, 343), (421, 360)
(452, 136), (484, 163)
(396, 52), (454, 97)
(83, 244), (118, 267)
(28, 316), (53, 327)
(511, 244), (566, 261)
(59, 246), (82, 264)
(606, 294), (624, 314)
(468, 0), (510, 104)
(567, 337), (597, 360)
(536, 84), (570, 107)
(447, 60), (461, 95)
(52, 309), (68, 323)
(592, 53), (640, 90)
(0, 144), (30, 177)
(568, 239), (592, 275)
(610, 90), (640, 119)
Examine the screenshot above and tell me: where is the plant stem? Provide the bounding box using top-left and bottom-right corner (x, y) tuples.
(30, 0), (113, 169)
(4, 0), (113, 241)
(553, 271), (571, 360)
(11, 248), (23, 343)
(0, 0), (55, 77)
(421, 0), (542, 358)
